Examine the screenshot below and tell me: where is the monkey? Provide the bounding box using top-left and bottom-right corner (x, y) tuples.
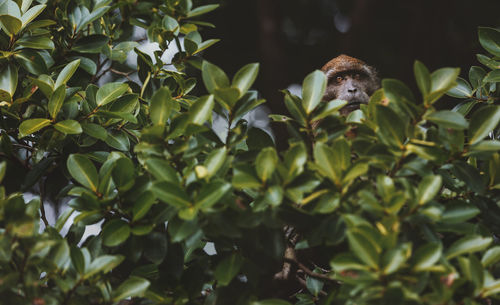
(321, 54), (380, 116)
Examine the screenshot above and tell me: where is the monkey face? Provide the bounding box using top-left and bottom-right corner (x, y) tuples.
(321, 55), (380, 115)
(324, 71), (372, 115)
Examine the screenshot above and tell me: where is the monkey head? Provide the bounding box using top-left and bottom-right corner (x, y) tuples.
(321, 55), (380, 115)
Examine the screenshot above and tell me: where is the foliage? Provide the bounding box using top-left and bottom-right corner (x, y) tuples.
(1, 0), (500, 304)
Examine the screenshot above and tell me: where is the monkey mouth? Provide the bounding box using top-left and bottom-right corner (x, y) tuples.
(342, 101), (364, 111)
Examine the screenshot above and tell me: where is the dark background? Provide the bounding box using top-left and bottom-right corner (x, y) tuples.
(202, 0), (500, 114)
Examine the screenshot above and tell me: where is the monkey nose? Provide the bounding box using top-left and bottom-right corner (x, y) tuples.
(348, 88), (357, 93)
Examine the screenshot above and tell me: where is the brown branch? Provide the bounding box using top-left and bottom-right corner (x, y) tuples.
(283, 257), (337, 283)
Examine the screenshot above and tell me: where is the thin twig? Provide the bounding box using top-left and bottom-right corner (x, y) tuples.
(283, 257), (337, 283)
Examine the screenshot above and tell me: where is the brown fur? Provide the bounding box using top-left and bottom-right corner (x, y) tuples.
(321, 55), (380, 115)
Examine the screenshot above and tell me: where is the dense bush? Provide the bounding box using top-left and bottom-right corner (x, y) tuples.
(1, 0), (500, 304)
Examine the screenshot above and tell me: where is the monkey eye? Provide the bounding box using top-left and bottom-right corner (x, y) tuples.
(335, 76), (343, 82)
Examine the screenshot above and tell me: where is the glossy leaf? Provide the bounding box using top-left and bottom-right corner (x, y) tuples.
(214, 253), (244, 286)
(187, 4), (219, 17)
(188, 95), (214, 125)
(478, 27), (500, 57)
(112, 276), (150, 302)
(414, 60), (431, 96)
(202, 61), (229, 93)
(150, 181), (191, 209)
(413, 243), (442, 271)
(149, 87), (173, 125)
(445, 235), (492, 259)
(302, 70), (326, 114)
(232, 63), (259, 96)
(48, 85), (65, 119)
(256, 147), (278, 182)
(19, 118), (51, 137)
(0, 64), (17, 101)
(469, 105), (500, 145)
(67, 154), (99, 192)
(54, 120), (82, 134)
(417, 175), (442, 205)
(426, 110), (469, 130)
(54, 59), (80, 88)
(96, 82), (129, 106)
(102, 219), (130, 247)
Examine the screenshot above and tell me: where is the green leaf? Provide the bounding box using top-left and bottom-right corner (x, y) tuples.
(72, 34), (109, 53)
(311, 99), (348, 121)
(15, 35), (54, 50)
(482, 246), (500, 267)
(202, 61), (229, 93)
(48, 85), (65, 119)
(232, 164), (261, 189)
(445, 235), (492, 259)
(306, 272), (324, 297)
(29, 74), (53, 98)
(54, 120), (82, 134)
(145, 158), (179, 184)
(149, 87), (173, 125)
(112, 276), (150, 302)
(84, 255), (124, 278)
(54, 59), (80, 88)
(383, 243), (410, 274)
(0, 0), (22, 35)
(469, 140), (500, 153)
(112, 158), (135, 191)
(476, 54), (500, 70)
(374, 105), (406, 148)
(314, 142), (341, 185)
(193, 38), (219, 55)
(302, 70), (326, 114)
(469, 105), (500, 145)
(427, 68), (460, 104)
(70, 246), (85, 275)
(67, 154), (99, 192)
(76, 6), (110, 33)
(214, 253), (244, 286)
(195, 180), (231, 210)
(162, 15), (179, 33)
(417, 175), (442, 205)
(214, 87), (240, 109)
(483, 70), (500, 83)
(81, 123), (107, 140)
(204, 147), (227, 178)
(251, 300), (292, 305)
(478, 27), (500, 57)
(19, 118), (51, 137)
(0, 64), (17, 101)
(232, 63), (259, 96)
(188, 94), (214, 125)
(256, 147), (278, 182)
(50, 240), (70, 269)
(441, 204), (480, 224)
(20, 4), (45, 28)
(102, 219), (130, 247)
(187, 4), (219, 17)
(283, 90), (307, 126)
(414, 60), (431, 96)
(446, 77), (472, 98)
(132, 191), (156, 222)
(346, 230), (379, 269)
(425, 110), (469, 130)
(96, 82), (129, 106)
(150, 181), (191, 209)
(412, 243), (442, 271)
(0, 161), (6, 183)
(469, 66), (486, 89)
